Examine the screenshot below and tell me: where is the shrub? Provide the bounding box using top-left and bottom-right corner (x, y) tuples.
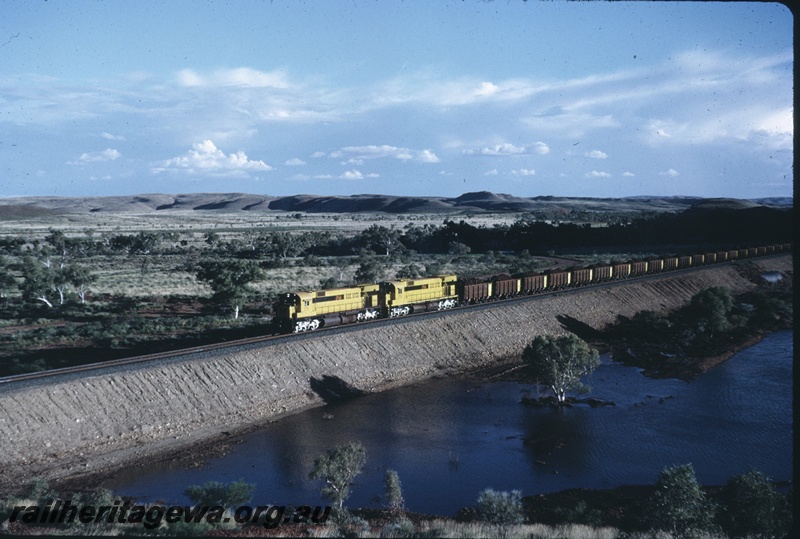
(183, 480), (255, 509)
(645, 464), (716, 537)
(717, 470), (792, 538)
(475, 488), (524, 526)
(384, 469), (405, 515)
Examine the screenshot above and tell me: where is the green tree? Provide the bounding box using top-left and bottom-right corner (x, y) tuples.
(270, 231), (304, 259)
(184, 480), (255, 508)
(475, 488), (524, 526)
(64, 264), (96, 304)
(359, 225), (401, 256)
(354, 257), (383, 284)
(0, 256), (17, 298)
(20, 256), (55, 307)
(384, 469), (405, 515)
(522, 334), (600, 403)
(395, 263), (424, 279)
(717, 470), (791, 538)
(309, 442), (367, 513)
(688, 286), (735, 335)
(447, 241), (471, 255)
(646, 464), (716, 537)
(196, 259), (265, 318)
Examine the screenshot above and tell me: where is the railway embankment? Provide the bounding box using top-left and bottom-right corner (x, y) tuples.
(0, 255), (792, 494)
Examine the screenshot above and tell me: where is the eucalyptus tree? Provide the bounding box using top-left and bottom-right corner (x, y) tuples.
(195, 259), (265, 319)
(309, 442), (367, 514)
(522, 333), (600, 403)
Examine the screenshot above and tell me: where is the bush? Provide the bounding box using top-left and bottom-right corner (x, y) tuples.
(384, 469), (405, 515)
(717, 470), (792, 538)
(645, 464), (716, 537)
(475, 488), (524, 526)
(183, 480), (255, 509)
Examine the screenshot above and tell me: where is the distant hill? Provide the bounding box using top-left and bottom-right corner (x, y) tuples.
(0, 192), (791, 216)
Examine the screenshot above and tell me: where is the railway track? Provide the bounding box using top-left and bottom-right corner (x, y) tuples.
(0, 253), (789, 386)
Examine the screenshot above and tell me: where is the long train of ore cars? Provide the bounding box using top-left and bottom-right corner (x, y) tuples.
(273, 243), (791, 333)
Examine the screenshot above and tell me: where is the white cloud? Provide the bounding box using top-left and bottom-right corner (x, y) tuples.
(659, 168), (679, 177)
(335, 145), (440, 163)
(68, 148), (121, 164)
(339, 169), (379, 180)
(480, 143), (526, 156)
(511, 169), (536, 176)
(585, 170), (611, 178)
(585, 150), (608, 159)
(623, 171), (636, 177)
(100, 132), (125, 141)
(418, 149), (440, 163)
(373, 74), (546, 107)
(177, 67), (289, 88)
(465, 141), (550, 156)
(530, 142), (551, 155)
(285, 158), (306, 166)
(152, 140), (272, 176)
(484, 169), (499, 176)
(340, 169), (362, 180)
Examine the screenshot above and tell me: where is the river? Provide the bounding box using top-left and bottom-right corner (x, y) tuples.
(104, 330), (793, 516)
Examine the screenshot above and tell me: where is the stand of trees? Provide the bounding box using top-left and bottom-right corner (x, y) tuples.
(603, 286), (793, 378)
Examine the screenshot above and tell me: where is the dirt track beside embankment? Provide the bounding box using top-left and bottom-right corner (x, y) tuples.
(0, 255), (791, 494)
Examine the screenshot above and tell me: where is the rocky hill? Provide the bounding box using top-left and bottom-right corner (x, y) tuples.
(0, 191), (791, 218)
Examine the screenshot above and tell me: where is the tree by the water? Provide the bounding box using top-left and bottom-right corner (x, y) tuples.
(645, 464), (716, 537)
(522, 333), (600, 403)
(309, 442), (367, 514)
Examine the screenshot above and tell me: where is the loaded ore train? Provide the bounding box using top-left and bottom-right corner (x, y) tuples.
(273, 243), (791, 334)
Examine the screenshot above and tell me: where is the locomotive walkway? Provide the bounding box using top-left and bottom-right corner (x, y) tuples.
(0, 254), (791, 494)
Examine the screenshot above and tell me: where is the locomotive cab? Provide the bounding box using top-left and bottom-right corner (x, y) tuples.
(273, 293), (302, 332)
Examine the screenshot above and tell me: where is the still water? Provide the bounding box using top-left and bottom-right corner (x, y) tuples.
(105, 330), (793, 516)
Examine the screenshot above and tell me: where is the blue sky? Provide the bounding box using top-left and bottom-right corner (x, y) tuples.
(0, 1), (793, 199)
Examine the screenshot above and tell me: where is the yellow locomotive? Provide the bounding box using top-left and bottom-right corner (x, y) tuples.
(275, 275), (457, 333)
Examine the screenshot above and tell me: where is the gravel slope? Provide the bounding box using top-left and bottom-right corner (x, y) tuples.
(0, 256), (791, 493)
